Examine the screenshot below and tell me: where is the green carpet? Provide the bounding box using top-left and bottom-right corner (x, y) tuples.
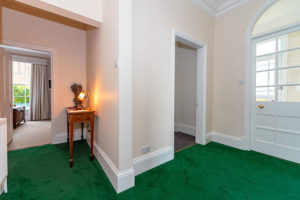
(2, 141), (300, 200)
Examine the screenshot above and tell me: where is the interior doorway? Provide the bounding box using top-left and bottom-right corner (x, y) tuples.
(0, 44), (52, 151)
(174, 42), (197, 151)
(172, 30), (207, 152)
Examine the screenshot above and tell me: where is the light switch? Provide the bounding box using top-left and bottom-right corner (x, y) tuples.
(238, 80), (244, 85)
(114, 58), (119, 68)
(142, 145), (151, 154)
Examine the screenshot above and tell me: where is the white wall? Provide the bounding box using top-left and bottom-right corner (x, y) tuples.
(86, 0), (134, 192)
(14, 0), (102, 27)
(212, 0), (268, 137)
(132, 0), (215, 158)
(1, 7), (87, 139)
(40, 0), (103, 22)
(86, 0), (120, 168)
(86, 0), (133, 172)
(175, 46), (197, 129)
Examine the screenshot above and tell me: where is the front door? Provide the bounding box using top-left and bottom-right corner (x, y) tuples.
(252, 27), (300, 163)
(0, 47), (13, 144)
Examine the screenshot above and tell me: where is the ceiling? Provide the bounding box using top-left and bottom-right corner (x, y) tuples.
(190, 0), (254, 18)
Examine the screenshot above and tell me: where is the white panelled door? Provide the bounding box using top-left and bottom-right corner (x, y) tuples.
(0, 48), (13, 144)
(252, 27), (300, 163)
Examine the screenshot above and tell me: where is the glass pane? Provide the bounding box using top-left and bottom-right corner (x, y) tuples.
(256, 55), (275, 71)
(278, 86), (300, 102)
(256, 70), (275, 86)
(278, 49), (300, 68)
(278, 67), (300, 85)
(13, 85), (25, 97)
(25, 86), (30, 95)
(14, 97), (25, 107)
(278, 30), (300, 51)
(256, 87), (275, 102)
(12, 62), (31, 85)
(256, 38), (276, 56)
(26, 97), (30, 107)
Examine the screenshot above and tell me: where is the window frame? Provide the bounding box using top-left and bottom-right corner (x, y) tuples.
(253, 26), (300, 102)
(12, 61), (32, 108)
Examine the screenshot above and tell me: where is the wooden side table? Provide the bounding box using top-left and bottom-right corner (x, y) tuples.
(66, 108), (95, 167)
(13, 106), (26, 129)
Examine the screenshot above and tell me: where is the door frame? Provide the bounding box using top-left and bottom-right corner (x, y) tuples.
(250, 24), (300, 151)
(171, 29), (207, 148)
(245, 0), (290, 150)
(0, 39), (57, 145)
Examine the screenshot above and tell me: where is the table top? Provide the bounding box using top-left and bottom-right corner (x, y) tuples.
(0, 118), (7, 126)
(66, 107), (95, 114)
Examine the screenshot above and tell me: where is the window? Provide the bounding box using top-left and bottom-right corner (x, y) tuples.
(255, 30), (300, 102)
(12, 61), (32, 108)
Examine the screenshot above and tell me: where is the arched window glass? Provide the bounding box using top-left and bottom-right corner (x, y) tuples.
(252, 0), (300, 37)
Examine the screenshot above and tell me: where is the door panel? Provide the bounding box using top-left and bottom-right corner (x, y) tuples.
(255, 128), (275, 143)
(252, 27), (300, 164)
(0, 48), (13, 144)
(277, 131), (300, 149)
(256, 114), (275, 128)
(278, 116), (300, 132)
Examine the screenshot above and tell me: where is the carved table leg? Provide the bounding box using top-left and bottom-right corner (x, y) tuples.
(67, 119), (70, 143)
(69, 122), (74, 167)
(81, 122), (84, 140)
(90, 118), (94, 162)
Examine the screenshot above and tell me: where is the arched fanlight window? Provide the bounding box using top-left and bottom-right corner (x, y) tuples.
(252, 0), (300, 37)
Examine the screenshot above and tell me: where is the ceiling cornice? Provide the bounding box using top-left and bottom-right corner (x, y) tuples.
(190, 0), (254, 18)
(190, 0), (217, 18)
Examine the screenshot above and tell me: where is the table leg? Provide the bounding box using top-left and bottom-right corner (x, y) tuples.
(67, 120), (69, 143)
(69, 122), (74, 167)
(90, 119), (94, 162)
(81, 122), (84, 140)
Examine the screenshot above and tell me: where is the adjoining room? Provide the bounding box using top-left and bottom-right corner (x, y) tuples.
(0, 45), (52, 151)
(174, 41), (197, 152)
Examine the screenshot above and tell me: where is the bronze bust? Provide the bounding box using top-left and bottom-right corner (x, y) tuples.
(71, 84), (83, 109)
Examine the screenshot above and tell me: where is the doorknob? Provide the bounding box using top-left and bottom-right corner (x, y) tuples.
(10, 104), (16, 108)
(258, 105), (264, 109)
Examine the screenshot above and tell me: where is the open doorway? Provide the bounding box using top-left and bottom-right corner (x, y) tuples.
(172, 30), (207, 152)
(0, 45), (52, 151)
(174, 42), (197, 151)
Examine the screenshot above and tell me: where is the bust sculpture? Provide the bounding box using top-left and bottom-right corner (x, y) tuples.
(71, 83), (83, 109)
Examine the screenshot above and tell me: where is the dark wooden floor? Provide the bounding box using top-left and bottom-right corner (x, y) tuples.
(174, 132), (195, 152)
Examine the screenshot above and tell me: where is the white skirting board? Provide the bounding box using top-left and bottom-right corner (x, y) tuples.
(174, 123), (196, 136)
(132, 132), (246, 178)
(86, 134), (135, 193)
(206, 132), (248, 150)
(133, 146), (174, 176)
(0, 176), (7, 195)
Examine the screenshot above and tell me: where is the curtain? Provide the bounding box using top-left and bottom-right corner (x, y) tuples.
(30, 64), (49, 121)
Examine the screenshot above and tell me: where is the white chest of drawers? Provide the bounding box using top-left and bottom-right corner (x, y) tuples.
(0, 118), (7, 195)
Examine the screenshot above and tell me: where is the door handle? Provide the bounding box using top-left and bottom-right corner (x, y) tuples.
(10, 104), (16, 108)
(258, 105), (264, 109)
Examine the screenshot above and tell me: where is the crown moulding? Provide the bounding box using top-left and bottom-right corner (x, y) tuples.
(190, 0), (254, 18)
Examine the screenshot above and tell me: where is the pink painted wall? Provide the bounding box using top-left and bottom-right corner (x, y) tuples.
(1, 7), (86, 139)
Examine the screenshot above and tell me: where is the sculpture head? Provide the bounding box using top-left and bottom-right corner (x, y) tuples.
(71, 84), (82, 98)
(71, 83), (83, 109)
